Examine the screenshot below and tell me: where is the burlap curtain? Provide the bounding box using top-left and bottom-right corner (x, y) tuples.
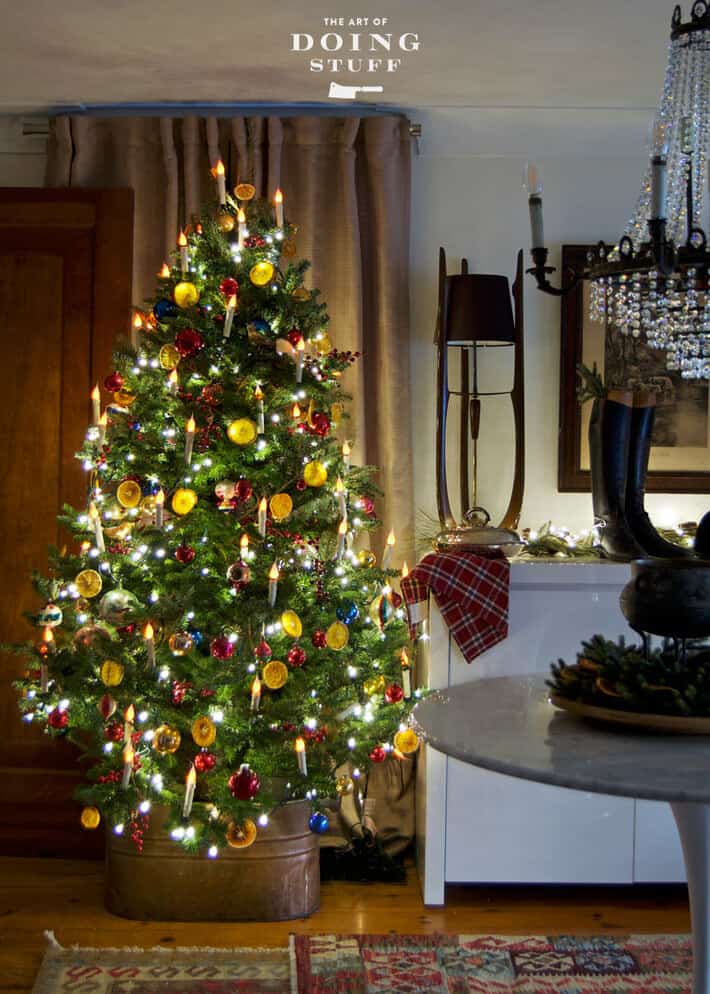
(46, 114), (414, 562)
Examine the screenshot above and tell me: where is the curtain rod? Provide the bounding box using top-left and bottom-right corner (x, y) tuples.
(49, 102), (410, 119)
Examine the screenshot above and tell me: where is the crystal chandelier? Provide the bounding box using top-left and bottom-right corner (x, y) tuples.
(526, 2), (710, 380)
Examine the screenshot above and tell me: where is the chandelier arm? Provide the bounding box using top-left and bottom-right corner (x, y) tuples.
(648, 219), (677, 277)
(525, 247), (581, 297)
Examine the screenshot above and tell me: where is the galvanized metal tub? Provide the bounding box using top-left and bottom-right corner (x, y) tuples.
(105, 800), (319, 921)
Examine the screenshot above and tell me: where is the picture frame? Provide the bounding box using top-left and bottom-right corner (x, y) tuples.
(558, 243), (710, 493)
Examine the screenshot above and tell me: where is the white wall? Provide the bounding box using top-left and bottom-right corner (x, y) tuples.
(410, 107), (710, 541)
(0, 117), (47, 185)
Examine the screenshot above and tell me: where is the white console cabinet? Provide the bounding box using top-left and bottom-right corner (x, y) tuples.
(415, 560), (686, 905)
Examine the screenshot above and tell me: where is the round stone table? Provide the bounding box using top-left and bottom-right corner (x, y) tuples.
(412, 675), (710, 994)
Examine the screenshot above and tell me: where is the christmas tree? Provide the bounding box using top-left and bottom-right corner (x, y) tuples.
(13, 171), (420, 856)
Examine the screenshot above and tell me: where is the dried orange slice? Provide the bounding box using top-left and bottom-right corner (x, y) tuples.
(117, 479), (142, 508)
(227, 419), (258, 446)
(263, 660), (288, 690)
(393, 729), (420, 755)
(270, 493), (293, 522)
(326, 621), (349, 651)
(226, 818), (257, 848)
(100, 660), (124, 687)
(250, 262), (275, 287)
(234, 183), (256, 201)
(191, 715), (217, 747)
(80, 806), (101, 830)
(280, 610), (302, 639)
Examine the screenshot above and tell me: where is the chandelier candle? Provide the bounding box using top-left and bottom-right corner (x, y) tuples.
(97, 412), (107, 444)
(274, 188), (284, 228)
(250, 674), (262, 712)
(334, 476), (347, 517)
(154, 489), (165, 529)
(342, 440), (351, 472)
(123, 704), (135, 745)
(143, 624), (155, 667)
(184, 416), (196, 466)
(214, 160), (226, 206)
(295, 338), (305, 383)
(223, 294), (237, 339)
(178, 231), (189, 275)
(268, 562), (279, 607)
(237, 209), (246, 250)
(524, 162), (544, 249)
(91, 385), (100, 425)
(121, 742), (134, 790)
(335, 518), (348, 560)
(382, 529), (396, 570)
(182, 765), (197, 818)
(295, 736), (308, 776)
(254, 384), (265, 433)
(258, 497), (267, 537)
(168, 369), (178, 394)
(88, 502), (105, 552)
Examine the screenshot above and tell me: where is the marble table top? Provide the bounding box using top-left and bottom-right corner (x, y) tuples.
(412, 675), (710, 803)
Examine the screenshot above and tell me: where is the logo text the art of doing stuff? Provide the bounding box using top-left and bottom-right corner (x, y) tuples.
(290, 16), (421, 74)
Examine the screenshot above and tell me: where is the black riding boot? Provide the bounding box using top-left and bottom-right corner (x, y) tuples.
(589, 389), (646, 561)
(625, 394), (693, 559)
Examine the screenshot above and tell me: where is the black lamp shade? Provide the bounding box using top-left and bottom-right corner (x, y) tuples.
(444, 274), (515, 344)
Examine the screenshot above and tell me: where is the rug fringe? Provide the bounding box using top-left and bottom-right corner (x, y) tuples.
(40, 936), (288, 956)
(43, 930), (62, 950)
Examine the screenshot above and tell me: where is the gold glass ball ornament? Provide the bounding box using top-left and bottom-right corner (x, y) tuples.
(168, 631), (194, 656)
(234, 183), (256, 201)
(159, 344), (181, 370)
(357, 550), (377, 569)
(153, 724), (182, 754)
(226, 418), (257, 446)
(113, 387), (136, 407)
(226, 818), (257, 849)
(191, 715), (217, 747)
(315, 334), (332, 355)
(303, 461), (328, 487)
(292, 287), (310, 302)
(335, 774), (354, 796)
(325, 620), (349, 651)
(249, 261), (275, 287)
(280, 609), (302, 639)
(80, 806), (101, 830)
(75, 569), (103, 599)
(75, 623), (111, 646)
(173, 281), (200, 309)
(116, 479), (142, 509)
(269, 493), (293, 522)
(394, 729), (420, 755)
(364, 675), (386, 697)
(216, 211), (236, 232)
(262, 659), (288, 690)
(100, 659), (125, 687)
(171, 488), (198, 516)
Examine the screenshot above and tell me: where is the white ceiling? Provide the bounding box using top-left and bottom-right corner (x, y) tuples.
(0, 0), (678, 112)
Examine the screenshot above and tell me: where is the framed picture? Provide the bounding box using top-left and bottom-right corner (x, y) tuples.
(558, 243), (710, 493)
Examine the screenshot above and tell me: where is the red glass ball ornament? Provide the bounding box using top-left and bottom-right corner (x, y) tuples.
(104, 371), (124, 392)
(312, 629), (327, 649)
(234, 478), (253, 503)
(287, 328), (303, 346)
(228, 764), (261, 800)
(385, 683), (404, 704)
(105, 720), (124, 742)
(369, 745), (387, 763)
(361, 497), (376, 516)
(172, 680), (191, 704)
(295, 479), (307, 492)
(175, 544), (196, 564)
(287, 645), (307, 668)
(194, 751), (216, 773)
(118, 622), (137, 636)
(310, 412), (330, 437)
(47, 708), (69, 730)
(219, 277), (239, 298)
(210, 635), (234, 660)
(254, 639), (272, 661)
(174, 328), (204, 358)
(244, 235), (266, 249)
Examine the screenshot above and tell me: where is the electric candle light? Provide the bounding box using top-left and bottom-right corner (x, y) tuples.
(184, 416), (196, 466)
(88, 501), (105, 552)
(523, 161), (544, 250)
(40, 627), (54, 693)
(167, 369), (178, 394)
(237, 208), (246, 250)
(124, 704), (135, 745)
(401, 561), (409, 579)
(295, 736), (308, 775)
(182, 765), (197, 818)
(240, 533), (250, 557)
(258, 497), (268, 537)
(335, 518), (348, 561)
(155, 489), (165, 529)
(250, 674), (262, 712)
(268, 562), (279, 608)
(274, 187), (284, 227)
(334, 477), (347, 517)
(382, 530), (396, 570)
(178, 230), (189, 275)
(291, 401), (301, 421)
(91, 385), (101, 425)
(295, 338), (305, 384)
(400, 647), (412, 700)
(143, 623), (156, 667)
(254, 385), (265, 434)
(214, 160), (226, 205)
(121, 742), (134, 790)
(342, 440), (351, 472)
(97, 412), (107, 444)
(158, 262), (171, 279)
(133, 313), (144, 335)
(223, 294), (237, 339)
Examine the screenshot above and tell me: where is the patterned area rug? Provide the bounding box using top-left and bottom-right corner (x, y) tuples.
(32, 936), (294, 994)
(293, 934), (693, 993)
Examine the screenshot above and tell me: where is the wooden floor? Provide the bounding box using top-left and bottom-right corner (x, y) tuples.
(0, 856), (690, 994)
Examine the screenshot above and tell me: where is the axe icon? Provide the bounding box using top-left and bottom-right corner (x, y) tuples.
(328, 82), (384, 99)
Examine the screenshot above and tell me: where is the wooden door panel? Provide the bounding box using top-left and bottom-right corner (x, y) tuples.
(0, 190), (133, 857)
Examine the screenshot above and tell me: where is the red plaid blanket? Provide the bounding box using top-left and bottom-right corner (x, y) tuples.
(401, 550), (509, 662)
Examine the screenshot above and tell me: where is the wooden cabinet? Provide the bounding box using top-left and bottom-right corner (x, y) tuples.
(0, 189), (133, 857)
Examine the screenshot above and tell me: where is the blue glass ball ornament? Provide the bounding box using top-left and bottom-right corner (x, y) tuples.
(309, 811), (330, 834)
(141, 479), (161, 496)
(247, 318), (271, 335)
(188, 627), (210, 656)
(336, 601), (360, 625)
(153, 298), (177, 322)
